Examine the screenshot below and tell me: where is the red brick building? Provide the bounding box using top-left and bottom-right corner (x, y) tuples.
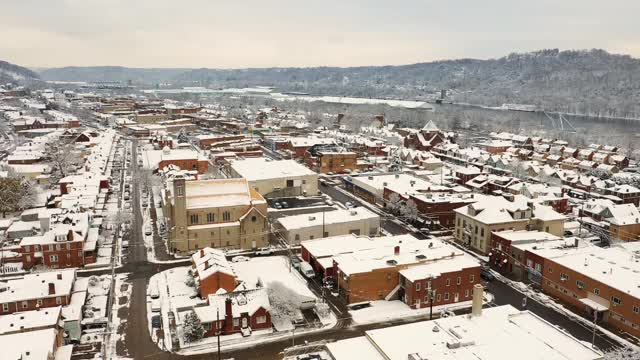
(400, 256), (481, 309)
(0, 270), (76, 315)
(195, 290), (272, 337)
(191, 248), (239, 299)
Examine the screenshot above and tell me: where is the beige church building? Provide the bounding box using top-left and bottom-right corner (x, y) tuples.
(163, 176), (269, 254)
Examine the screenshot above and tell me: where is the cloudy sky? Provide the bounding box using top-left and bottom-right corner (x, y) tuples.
(1, 0), (639, 68)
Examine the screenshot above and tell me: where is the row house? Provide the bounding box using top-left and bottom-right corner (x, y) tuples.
(301, 234), (480, 308)
(488, 230), (562, 281)
(0, 269), (76, 315)
(527, 242), (640, 338)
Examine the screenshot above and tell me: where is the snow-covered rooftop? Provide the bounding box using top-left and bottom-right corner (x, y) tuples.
(327, 305), (602, 360)
(229, 157), (316, 181)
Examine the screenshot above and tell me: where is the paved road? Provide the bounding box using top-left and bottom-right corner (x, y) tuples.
(487, 279), (619, 351)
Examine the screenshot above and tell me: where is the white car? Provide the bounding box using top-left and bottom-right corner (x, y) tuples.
(231, 256), (251, 263)
(124, 202), (131, 210)
(145, 225), (152, 236)
(255, 247), (273, 256)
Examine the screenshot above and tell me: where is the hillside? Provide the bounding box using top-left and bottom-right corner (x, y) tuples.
(38, 49), (640, 118)
(0, 60), (41, 84)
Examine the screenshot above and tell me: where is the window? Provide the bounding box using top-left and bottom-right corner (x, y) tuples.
(426, 281), (432, 289)
(37, 299), (43, 306)
(456, 277), (461, 285)
(78, 251), (82, 257)
(295, 234), (300, 242)
(611, 296), (622, 306)
(446, 278), (450, 286)
(50, 255), (59, 262)
(481, 228), (484, 237)
(444, 292), (450, 301)
(416, 282), (421, 291)
(257, 315), (267, 324)
(415, 299), (421, 307)
(560, 273), (569, 281)
(545, 226), (550, 232)
(465, 289), (470, 298)
(576, 280), (585, 289)
(251, 216), (257, 222)
(207, 213), (215, 222)
(190, 214), (199, 224)
(457, 218), (460, 227)
(56, 297), (61, 305)
(2, 303), (7, 312)
(436, 294), (441, 302)
(474, 225), (478, 234)
(594, 288), (600, 295)
(548, 267), (553, 273)
(233, 318), (239, 327)
(176, 186), (183, 196)
(223, 211), (231, 221)
(24, 245), (30, 252)
(22, 301), (28, 309)
(470, 274), (475, 283)
(634, 306), (639, 314)
(425, 295), (430, 302)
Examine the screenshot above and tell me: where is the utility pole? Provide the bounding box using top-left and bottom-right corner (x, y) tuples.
(429, 288), (434, 320)
(322, 210), (325, 238)
(591, 310), (598, 349)
(217, 308), (221, 360)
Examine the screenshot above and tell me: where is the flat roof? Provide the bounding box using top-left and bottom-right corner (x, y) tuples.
(328, 305), (602, 360)
(277, 208), (379, 231)
(230, 158), (317, 181)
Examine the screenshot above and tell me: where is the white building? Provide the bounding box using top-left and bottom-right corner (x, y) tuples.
(275, 208), (380, 244)
(325, 304), (602, 360)
(227, 157), (318, 197)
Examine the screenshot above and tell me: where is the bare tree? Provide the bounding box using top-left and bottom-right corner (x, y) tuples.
(46, 138), (80, 182)
(386, 193), (403, 215)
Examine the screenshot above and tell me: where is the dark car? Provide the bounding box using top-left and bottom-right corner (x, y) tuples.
(480, 269), (495, 282)
(151, 315), (162, 328)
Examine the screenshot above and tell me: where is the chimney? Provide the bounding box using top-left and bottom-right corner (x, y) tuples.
(56, 273), (62, 280)
(204, 260), (209, 269)
(200, 249), (205, 258)
(394, 245), (400, 256)
(48, 283), (56, 295)
(224, 298), (234, 333)
(471, 284), (483, 317)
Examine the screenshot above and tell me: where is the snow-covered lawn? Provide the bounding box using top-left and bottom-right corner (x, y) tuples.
(148, 256), (338, 355)
(349, 292), (494, 325)
(233, 256), (315, 299)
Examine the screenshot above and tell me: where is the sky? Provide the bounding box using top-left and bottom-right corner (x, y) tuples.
(1, 0), (639, 69)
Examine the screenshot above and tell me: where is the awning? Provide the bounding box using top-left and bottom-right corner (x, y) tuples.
(580, 297), (609, 312)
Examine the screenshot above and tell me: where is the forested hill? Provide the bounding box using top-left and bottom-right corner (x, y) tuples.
(38, 49), (640, 118)
(0, 60), (41, 83)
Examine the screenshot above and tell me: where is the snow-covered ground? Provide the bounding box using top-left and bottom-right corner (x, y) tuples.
(349, 292), (494, 325)
(108, 273), (132, 358)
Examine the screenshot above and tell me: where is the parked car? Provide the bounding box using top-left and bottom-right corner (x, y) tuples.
(231, 256), (251, 263)
(274, 202), (282, 209)
(255, 247), (273, 256)
(280, 201), (289, 208)
(480, 268), (495, 282)
(325, 199), (334, 206)
(345, 202), (354, 208)
(145, 225), (152, 236)
(151, 315), (162, 328)
(124, 202), (131, 210)
(299, 261), (315, 278)
(291, 257), (301, 269)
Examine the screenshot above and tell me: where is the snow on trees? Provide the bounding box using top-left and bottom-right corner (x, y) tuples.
(0, 177), (24, 218)
(386, 193), (403, 215)
(400, 200), (419, 223)
(182, 310), (205, 343)
(605, 348), (640, 360)
(267, 281), (302, 319)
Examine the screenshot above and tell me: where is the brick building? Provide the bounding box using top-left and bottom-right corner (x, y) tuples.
(194, 289), (272, 337)
(191, 248), (238, 298)
(0, 270), (76, 315)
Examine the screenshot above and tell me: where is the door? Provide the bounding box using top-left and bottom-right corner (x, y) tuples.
(454, 293), (459, 302)
(241, 317), (248, 328)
